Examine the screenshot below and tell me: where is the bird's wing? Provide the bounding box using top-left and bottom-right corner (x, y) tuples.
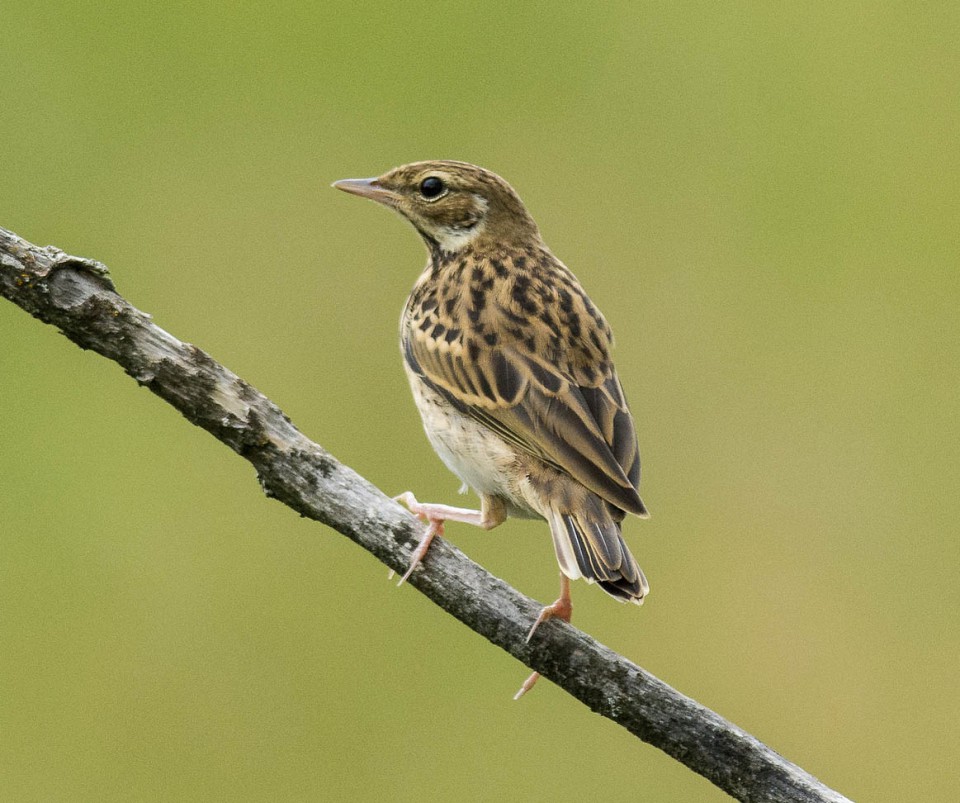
(402, 299), (646, 517)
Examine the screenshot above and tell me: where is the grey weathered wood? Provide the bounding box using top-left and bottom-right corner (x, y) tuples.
(0, 226), (851, 803)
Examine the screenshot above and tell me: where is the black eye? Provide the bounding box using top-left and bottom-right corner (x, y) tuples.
(419, 176), (445, 199)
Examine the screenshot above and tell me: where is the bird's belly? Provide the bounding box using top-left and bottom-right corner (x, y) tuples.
(406, 372), (539, 519)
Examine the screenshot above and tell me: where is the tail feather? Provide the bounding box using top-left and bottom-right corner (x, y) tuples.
(548, 501), (648, 604)
(547, 509), (582, 581)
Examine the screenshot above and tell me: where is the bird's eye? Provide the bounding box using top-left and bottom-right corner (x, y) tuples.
(419, 176), (446, 199)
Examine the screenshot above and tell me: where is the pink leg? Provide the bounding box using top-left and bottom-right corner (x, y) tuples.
(394, 492), (501, 585)
(395, 491), (486, 528)
(514, 574), (573, 700)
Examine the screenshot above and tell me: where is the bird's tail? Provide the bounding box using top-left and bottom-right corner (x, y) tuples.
(547, 496), (649, 604)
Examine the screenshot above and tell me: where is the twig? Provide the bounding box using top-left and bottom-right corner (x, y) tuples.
(0, 226), (850, 803)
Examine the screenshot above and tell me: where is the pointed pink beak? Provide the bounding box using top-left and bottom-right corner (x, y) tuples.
(332, 177), (400, 207)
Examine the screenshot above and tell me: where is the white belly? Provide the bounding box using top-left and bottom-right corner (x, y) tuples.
(405, 369), (539, 518)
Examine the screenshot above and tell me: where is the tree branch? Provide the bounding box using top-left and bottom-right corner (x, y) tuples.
(0, 226), (850, 803)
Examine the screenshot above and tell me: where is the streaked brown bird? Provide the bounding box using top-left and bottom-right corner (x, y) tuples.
(334, 161), (649, 697)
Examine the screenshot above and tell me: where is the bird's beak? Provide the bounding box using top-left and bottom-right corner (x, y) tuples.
(332, 177), (400, 207)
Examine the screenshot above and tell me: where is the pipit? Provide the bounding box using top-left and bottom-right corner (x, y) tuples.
(334, 161), (649, 697)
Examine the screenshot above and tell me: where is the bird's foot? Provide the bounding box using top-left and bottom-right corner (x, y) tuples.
(524, 594), (573, 643)
(397, 516), (444, 585)
(515, 574), (573, 700)
(393, 492), (483, 585)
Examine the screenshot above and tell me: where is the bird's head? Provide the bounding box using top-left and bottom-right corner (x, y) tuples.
(333, 160), (541, 256)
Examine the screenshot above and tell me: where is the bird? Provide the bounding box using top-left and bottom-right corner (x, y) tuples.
(333, 161), (649, 697)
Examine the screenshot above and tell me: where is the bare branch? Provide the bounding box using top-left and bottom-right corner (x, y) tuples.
(0, 226), (850, 803)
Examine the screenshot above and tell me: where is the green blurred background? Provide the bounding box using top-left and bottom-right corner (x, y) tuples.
(2, 3), (958, 801)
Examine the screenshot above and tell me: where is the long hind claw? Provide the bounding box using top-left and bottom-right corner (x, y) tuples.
(514, 671), (541, 700)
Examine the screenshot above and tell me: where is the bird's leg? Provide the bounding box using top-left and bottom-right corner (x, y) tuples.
(394, 491), (486, 528)
(514, 574), (573, 700)
(393, 492), (505, 584)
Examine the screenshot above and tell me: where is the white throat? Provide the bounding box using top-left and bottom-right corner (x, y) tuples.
(435, 194), (488, 255)
(436, 221), (486, 254)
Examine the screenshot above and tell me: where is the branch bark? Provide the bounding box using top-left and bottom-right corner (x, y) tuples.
(0, 226), (850, 803)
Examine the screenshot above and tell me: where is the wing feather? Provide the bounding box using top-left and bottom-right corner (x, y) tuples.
(403, 302), (646, 516)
